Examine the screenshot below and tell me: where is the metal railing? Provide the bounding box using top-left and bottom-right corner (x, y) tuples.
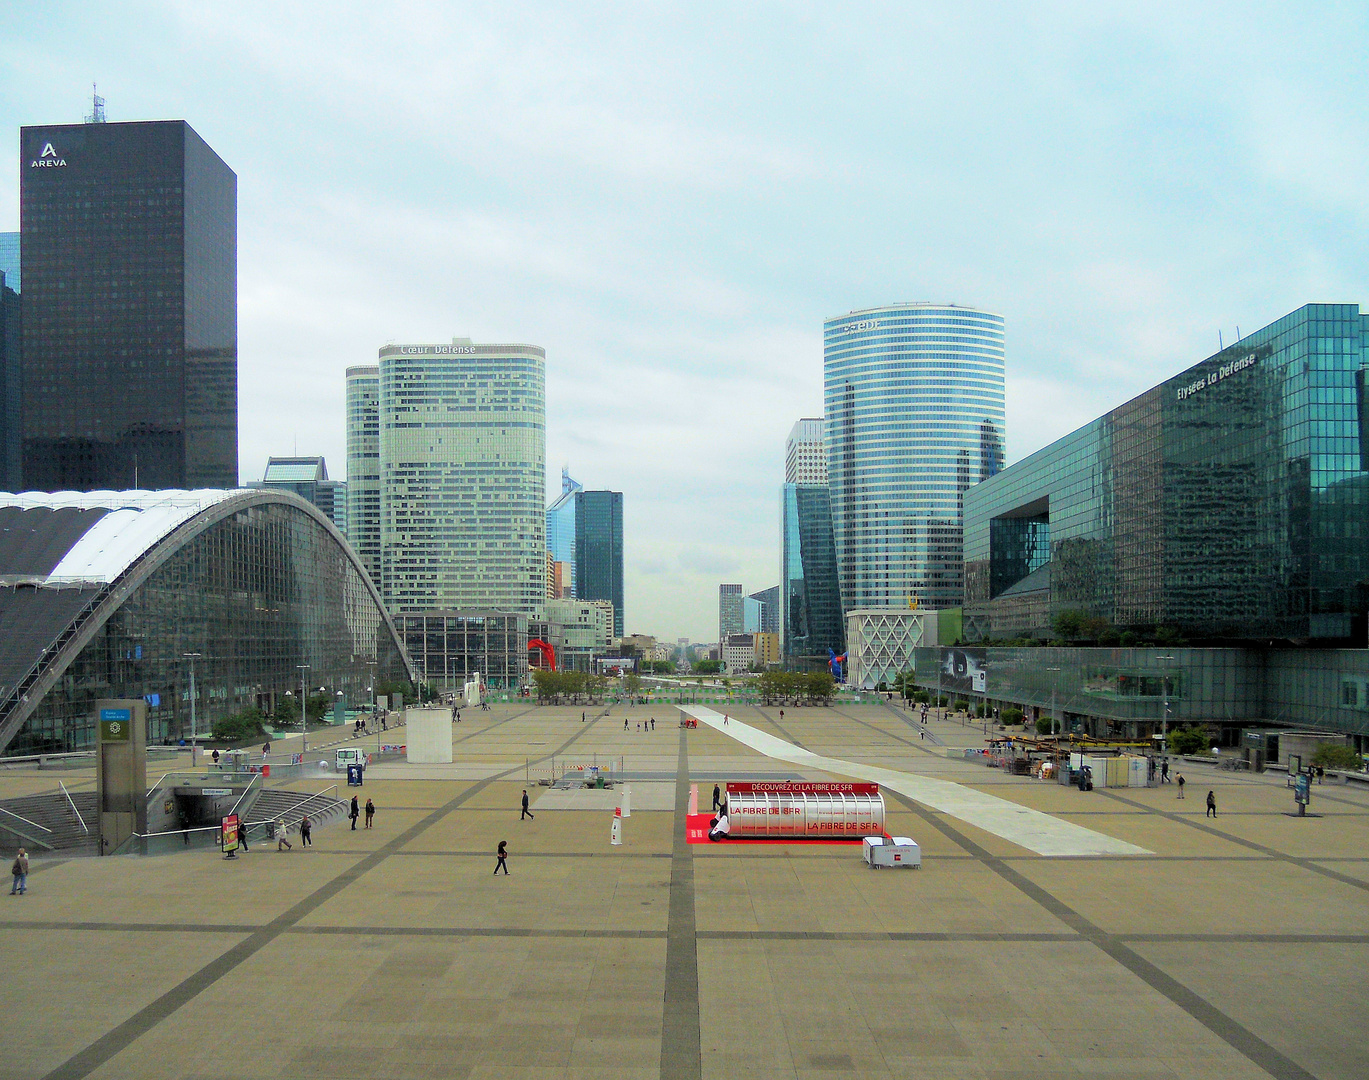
(58, 780), (88, 833)
(0, 804), (51, 833)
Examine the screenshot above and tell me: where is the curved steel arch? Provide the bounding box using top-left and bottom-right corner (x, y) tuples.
(0, 489), (416, 755)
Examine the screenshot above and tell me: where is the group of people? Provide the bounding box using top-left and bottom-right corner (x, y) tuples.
(624, 717), (657, 731)
(348, 795), (376, 830)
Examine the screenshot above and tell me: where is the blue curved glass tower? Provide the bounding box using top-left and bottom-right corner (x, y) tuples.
(824, 303), (1005, 612)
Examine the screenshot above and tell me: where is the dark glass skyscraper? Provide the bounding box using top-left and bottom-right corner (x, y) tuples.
(782, 483), (844, 661)
(19, 121), (237, 491)
(574, 490), (624, 637)
(0, 268), (19, 492)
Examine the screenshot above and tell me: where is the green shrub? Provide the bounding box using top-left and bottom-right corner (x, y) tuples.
(1035, 716), (1054, 735)
(953, 700), (969, 713)
(1311, 744), (1364, 771)
(1167, 726), (1210, 755)
(212, 708), (266, 744)
(912, 690), (929, 704)
(1002, 707), (1024, 725)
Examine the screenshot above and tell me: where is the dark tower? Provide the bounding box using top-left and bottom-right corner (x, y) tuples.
(19, 119), (237, 491)
(574, 490), (624, 637)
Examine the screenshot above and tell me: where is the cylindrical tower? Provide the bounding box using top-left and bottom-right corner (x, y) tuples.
(378, 340), (546, 615)
(824, 303), (1005, 612)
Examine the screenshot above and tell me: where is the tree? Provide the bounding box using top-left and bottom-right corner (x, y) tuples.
(624, 671), (643, 697)
(212, 707), (266, 744)
(1311, 743), (1364, 771)
(692, 660), (722, 675)
(1052, 609), (1087, 640)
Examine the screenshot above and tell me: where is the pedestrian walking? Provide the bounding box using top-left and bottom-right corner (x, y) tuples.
(650, 718), (655, 730)
(300, 814), (312, 847)
(1206, 790), (1217, 818)
(723, 713), (729, 725)
(364, 798), (375, 829)
(1161, 758), (1170, 783)
(211, 749), (220, 765)
(10, 848), (28, 895)
(712, 784), (721, 812)
(624, 718), (629, 731)
(581, 711), (586, 722)
(1316, 764), (1325, 785)
(779, 709), (784, 721)
(275, 819), (292, 851)
(238, 821), (251, 851)
(521, 790), (534, 820)
(494, 839), (509, 875)
(1177, 774), (1186, 799)
(349, 795), (360, 830)
(262, 741), (270, 759)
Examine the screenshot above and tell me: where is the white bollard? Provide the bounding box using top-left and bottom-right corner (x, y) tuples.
(688, 783), (698, 815)
(620, 784), (631, 817)
(610, 806), (623, 846)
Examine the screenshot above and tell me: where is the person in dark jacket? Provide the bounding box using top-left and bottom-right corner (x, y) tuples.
(494, 839), (509, 875)
(521, 790), (534, 820)
(712, 784), (721, 812)
(364, 798), (375, 829)
(349, 796), (360, 830)
(1206, 790), (1217, 818)
(300, 814), (312, 847)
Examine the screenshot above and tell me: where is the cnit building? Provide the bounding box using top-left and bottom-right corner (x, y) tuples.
(910, 303), (1369, 758)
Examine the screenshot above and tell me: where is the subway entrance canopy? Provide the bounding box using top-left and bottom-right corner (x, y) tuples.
(0, 489), (414, 757)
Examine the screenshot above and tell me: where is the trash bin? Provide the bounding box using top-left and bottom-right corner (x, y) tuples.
(347, 763), (364, 787)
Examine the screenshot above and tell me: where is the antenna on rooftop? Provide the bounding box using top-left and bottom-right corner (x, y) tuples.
(84, 83), (106, 124)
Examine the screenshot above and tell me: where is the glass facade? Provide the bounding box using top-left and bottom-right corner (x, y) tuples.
(825, 304), (1005, 612)
(545, 467), (581, 597)
(0, 232), (18, 292)
(395, 611), (528, 690)
(719, 583), (744, 641)
(965, 304), (1369, 642)
(345, 365), (381, 583)
(0, 272), (19, 491)
(7, 494), (412, 756)
(908, 645), (1369, 741)
(19, 121), (237, 491)
(574, 489), (623, 637)
(378, 342), (546, 616)
(781, 483), (845, 661)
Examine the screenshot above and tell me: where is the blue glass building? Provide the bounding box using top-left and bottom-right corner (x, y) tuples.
(781, 483), (845, 662)
(964, 303), (1369, 644)
(824, 304), (1005, 611)
(574, 489), (624, 637)
(546, 467), (581, 596)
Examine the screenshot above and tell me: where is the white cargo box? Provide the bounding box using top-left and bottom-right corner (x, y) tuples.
(862, 835), (921, 869)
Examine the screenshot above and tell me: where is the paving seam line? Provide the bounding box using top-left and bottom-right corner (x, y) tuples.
(39, 710), (608, 1080)
(887, 791), (1318, 1080)
(872, 696), (948, 748)
(660, 726), (701, 1080)
(832, 703), (946, 757)
(1095, 788), (1369, 895)
(753, 707), (806, 748)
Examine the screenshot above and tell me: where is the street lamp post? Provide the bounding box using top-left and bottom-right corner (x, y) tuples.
(297, 664), (310, 757)
(182, 653), (202, 766)
(1156, 654), (1175, 753)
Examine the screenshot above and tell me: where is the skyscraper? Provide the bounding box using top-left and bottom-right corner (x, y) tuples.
(719, 583), (744, 642)
(378, 339), (546, 615)
(781, 482), (844, 660)
(546, 467), (582, 597)
(20, 120), (237, 490)
(0, 233), (18, 293)
(825, 304), (1005, 611)
(345, 365), (381, 582)
(748, 585), (780, 635)
(574, 489), (624, 637)
(249, 456), (347, 534)
(0, 266), (19, 491)
(785, 417), (827, 484)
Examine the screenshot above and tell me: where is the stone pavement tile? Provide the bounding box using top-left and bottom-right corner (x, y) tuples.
(5, 840), (367, 928)
(1128, 941), (1369, 1080)
(1039, 812), (1260, 857)
(1310, 858), (1369, 884)
(1, 930), (244, 1078)
(1011, 854), (1366, 935)
(693, 854), (1073, 936)
(293, 852), (672, 932)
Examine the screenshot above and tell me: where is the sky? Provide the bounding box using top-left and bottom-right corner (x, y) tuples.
(2, 2), (1367, 642)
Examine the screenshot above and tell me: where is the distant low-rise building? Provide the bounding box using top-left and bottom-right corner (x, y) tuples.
(722, 633), (755, 675)
(546, 598), (613, 671)
(752, 632), (780, 668)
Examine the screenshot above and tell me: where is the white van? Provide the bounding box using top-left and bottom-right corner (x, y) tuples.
(335, 747), (366, 772)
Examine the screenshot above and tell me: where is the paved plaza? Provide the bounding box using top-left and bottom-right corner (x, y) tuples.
(3, 701), (1368, 1080)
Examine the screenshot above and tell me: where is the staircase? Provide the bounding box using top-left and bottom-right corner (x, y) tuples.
(244, 788), (348, 835)
(0, 790), (97, 852)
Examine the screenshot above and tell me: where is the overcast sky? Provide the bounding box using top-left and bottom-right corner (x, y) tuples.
(2, 3), (1367, 642)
